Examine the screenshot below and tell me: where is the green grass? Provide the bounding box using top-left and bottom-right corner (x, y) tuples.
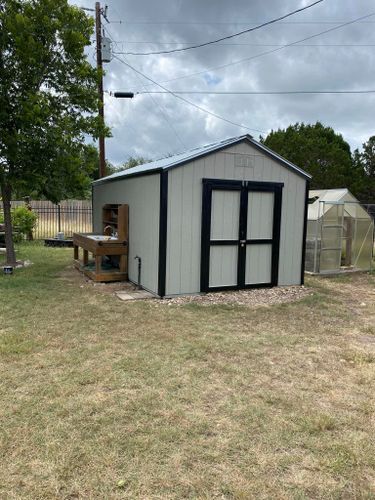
(1, 243), (375, 498)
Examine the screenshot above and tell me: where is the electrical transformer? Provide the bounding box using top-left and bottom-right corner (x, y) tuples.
(101, 37), (112, 63)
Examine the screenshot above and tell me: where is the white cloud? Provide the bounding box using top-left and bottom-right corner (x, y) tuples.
(71, 0), (375, 164)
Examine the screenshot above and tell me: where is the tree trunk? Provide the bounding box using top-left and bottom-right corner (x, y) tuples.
(1, 182), (16, 265)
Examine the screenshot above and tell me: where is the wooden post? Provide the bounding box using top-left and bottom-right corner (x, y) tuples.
(83, 249), (89, 266)
(119, 254), (126, 273)
(95, 255), (101, 274)
(95, 2), (106, 178)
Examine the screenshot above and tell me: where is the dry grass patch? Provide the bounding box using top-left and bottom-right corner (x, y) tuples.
(1, 244), (375, 498)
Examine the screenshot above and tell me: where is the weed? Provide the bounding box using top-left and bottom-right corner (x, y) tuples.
(342, 350), (375, 365)
(0, 243), (375, 498)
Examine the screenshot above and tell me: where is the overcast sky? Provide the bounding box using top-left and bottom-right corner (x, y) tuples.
(72, 0), (375, 165)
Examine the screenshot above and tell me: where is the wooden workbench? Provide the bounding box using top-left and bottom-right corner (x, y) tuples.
(73, 232), (128, 282)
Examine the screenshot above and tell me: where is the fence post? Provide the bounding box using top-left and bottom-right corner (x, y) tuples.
(57, 204), (61, 233)
(24, 196), (34, 241)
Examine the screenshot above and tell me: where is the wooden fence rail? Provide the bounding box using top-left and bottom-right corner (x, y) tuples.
(0, 200), (92, 239)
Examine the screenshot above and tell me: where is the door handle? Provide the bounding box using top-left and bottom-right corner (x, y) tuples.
(240, 239), (246, 247)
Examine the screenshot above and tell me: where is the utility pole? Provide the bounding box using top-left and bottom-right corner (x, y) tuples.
(86, 4), (132, 177)
(95, 1), (106, 178)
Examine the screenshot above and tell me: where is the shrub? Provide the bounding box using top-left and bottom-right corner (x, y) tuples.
(10, 206), (38, 241)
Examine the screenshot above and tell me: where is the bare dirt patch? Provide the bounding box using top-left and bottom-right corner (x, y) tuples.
(58, 264), (137, 295)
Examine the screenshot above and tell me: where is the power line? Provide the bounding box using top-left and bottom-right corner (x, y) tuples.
(113, 42), (375, 48)
(102, 24), (120, 50)
(121, 62), (187, 151)
(116, 100), (174, 161)
(122, 0), (324, 55)
(113, 55), (265, 134)
(134, 90), (375, 95)
(141, 93), (187, 151)
(127, 12), (375, 88)
(84, 6), (183, 157)
(106, 20), (375, 25)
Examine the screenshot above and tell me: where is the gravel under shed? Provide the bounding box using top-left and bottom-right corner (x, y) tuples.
(159, 285), (311, 307)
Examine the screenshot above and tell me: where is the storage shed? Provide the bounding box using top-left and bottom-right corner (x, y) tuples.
(305, 188), (374, 274)
(92, 135), (311, 297)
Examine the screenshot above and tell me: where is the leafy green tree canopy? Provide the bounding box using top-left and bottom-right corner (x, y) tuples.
(0, 0), (104, 263)
(262, 122), (354, 191)
(361, 136), (375, 179)
(87, 154), (149, 182)
(121, 156), (149, 170)
(352, 136), (375, 202)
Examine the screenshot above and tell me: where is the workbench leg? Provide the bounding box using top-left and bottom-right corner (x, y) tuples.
(83, 249), (88, 266)
(74, 245), (79, 260)
(95, 255), (101, 274)
(119, 255), (127, 273)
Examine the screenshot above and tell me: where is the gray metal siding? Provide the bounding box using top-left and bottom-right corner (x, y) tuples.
(92, 174), (160, 294)
(166, 142), (306, 295)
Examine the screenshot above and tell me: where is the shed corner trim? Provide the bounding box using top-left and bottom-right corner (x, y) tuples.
(157, 170), (168, 297)
(300, 180), (310, 285)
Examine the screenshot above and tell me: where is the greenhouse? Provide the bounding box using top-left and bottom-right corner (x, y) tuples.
(305, 189), (374, 274)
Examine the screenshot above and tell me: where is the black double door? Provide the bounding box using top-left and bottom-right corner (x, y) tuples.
(201, 179), (283, 292)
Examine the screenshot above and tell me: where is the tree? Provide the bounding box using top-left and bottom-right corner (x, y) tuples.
(12, 143), (100, 200)
(362, 136), (375, 178)
(261, 122), (356, 192)
(92, 156), (149, 177)
(352, 136), (375, 203)
(121, 156), (149, 170)
(77, 154), (148, 197)
(0, 0), (105, 264)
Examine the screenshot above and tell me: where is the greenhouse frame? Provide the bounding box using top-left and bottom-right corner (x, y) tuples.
(305, 189), (374, 274)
